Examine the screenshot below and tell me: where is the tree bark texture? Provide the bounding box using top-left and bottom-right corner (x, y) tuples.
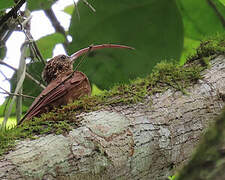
(0, 55), (225, 180)
(177, 106), (225, 180)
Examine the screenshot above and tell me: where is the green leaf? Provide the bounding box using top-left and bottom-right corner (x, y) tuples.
(0, 98), (28, 117)
(36, 33), (65, 59)
(218, 0), (225, 6)
(0, 46), (7, 59)
(91, 84), (103, 96)
(27, 0), (54, 11)
(212, 0), (225, 18)
(0, 116), (16, 128)
(64, 4), (74, 15)
(176, 0), (225, 40)
(0, 0), (14, 11)
(180, 38), (200, 65)
(68, 0), (184, 89)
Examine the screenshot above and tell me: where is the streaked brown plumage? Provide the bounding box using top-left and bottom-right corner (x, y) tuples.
(19, 44), (134, 125)
(19, 55), (91, 124)
(42, 54), (73, 84)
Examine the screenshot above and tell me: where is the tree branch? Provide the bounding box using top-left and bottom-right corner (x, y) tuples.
(0, 0), (26, 26)
(0, 69), (8, 80)
(17, 19), (46, 66)
(44, 8), (68, 49)
(0, 55), (225, 179)
(0, 61), (46, 89)
(0, 86), (35, 99)
(44, 8), (67, 37)
(82, 0), (96, 12)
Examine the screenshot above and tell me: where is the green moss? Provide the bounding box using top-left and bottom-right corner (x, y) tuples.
(201, 57), (211, 68)
(0, 36), (224, 156)
(0, 116), (72, 156)
(187, 34), (225, 63)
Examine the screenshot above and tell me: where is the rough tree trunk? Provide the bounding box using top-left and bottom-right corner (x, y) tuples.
(0, 55), (225, 180)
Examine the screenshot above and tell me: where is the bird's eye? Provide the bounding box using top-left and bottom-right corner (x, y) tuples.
(60, 55), (67, 60)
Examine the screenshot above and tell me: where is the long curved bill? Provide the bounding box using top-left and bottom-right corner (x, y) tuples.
(70, 44), (135, 62)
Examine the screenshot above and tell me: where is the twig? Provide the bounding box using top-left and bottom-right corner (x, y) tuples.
(0, 87), (35, 99)
(207, 0), (225, 27)
(82, 0), (96, 12)
(0, 61), (46, 89)
(44, 8), (67, 38)
(44, 8), (68, 49)
(0, 69), (8, 80)
(31, 39), (46, 65)
(16, 43), (26, 122)
(17, 19), (46, 66)
(73, 0), (80, 20)
(1, 29), (13, 45)
(0, 0), (26, 26)
(25, 71), (46, 89)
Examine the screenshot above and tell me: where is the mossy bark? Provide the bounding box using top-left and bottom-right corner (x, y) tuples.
(0, 55), (225, 180)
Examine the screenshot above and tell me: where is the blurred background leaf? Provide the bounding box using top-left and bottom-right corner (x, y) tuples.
(64, 4), (74, 15)
(27, 0), (55, 11)
(36, 33), (65, 59)
(176, 0), (225, 63)
(68, 0), (184, 89)
(176, 0), (224, 40)
(219, 0), (225, 6)
(0, 45), (7, 59)
(0, 0), (14, 11)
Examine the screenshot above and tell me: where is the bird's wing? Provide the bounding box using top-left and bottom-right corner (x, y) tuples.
(19, 71), (90, 125)
(70, 71), (87, 84)
(19, 77), (68, 124)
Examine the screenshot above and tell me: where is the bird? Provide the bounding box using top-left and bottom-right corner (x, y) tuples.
(18, 44), (134, 125)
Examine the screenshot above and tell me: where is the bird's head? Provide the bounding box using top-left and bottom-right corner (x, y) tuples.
(42, 54), (73, 84)
(42, 44), (134, 84)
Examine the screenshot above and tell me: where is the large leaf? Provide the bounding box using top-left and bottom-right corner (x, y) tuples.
(27, 0), (54, 11)
(68, 0), (184, 89)
(212, 0), (225, 18)
(36, 33), (65, 59)
(219, 0), (225, 6)
(180, 38), (200, 65)
(0, 0), (14, 11)
(64, 4), (74, 15)
(176, 0), (225, 40)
